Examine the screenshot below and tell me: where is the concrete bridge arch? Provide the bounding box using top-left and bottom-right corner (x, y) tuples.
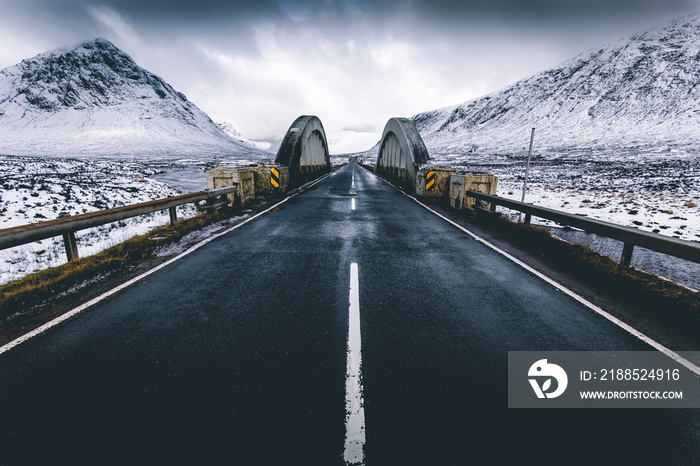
(375, 117), (430, 187)
(275, 115), (331, 186)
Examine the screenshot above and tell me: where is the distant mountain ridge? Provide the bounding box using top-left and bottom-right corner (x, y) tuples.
(216, 122), (272, 151)
(411, 13), (700, 159)
(0, 38), (264, 159)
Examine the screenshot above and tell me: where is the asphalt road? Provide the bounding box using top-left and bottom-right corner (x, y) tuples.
(0, 160), (698, 464)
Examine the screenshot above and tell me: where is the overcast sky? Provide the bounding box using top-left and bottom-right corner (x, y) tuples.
(1, 0), (699, 145)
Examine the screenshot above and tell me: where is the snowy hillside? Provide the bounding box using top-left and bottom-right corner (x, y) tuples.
(0, 39), (265, 160)
(412, 13), (700, 159)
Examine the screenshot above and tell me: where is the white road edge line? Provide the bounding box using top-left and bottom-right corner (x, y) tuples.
(0, 171), (335, 357)
(369, 169), (700, 377)
(344, 262), (365, 465)
(351, 198), (356, 211)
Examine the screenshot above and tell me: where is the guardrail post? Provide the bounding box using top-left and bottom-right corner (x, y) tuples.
(524, 213), (532, 226)
(63, 232), (79, 262)
(169, 206), (178, 225)
(620, 242), (634, 267)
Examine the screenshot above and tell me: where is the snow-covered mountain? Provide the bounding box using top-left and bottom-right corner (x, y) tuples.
(412, 13), (700, 160)
(216, 122), (272, 152)
(0, 38), (265, 160)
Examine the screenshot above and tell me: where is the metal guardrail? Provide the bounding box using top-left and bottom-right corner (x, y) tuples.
(0, 186), (237, 262)
(465, 190), (700, 267)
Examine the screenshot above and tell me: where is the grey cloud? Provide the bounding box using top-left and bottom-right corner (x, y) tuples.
(401, 0), (697, 18)
(2, 0), (700, 141)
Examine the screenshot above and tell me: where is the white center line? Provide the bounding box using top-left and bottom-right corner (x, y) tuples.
(351, 198), (356, 210)
(344, 262), (365, 465)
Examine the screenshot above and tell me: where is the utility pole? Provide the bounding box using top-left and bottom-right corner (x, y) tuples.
(520, 127), (535, 223)
(521, 127), (535, 203)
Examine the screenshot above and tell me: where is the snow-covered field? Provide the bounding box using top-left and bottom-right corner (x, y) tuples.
(482, 154), (700, 243)
(496, 178), (700, 291)
(0, 155), (201, 285)
(498, 180), (700, 241)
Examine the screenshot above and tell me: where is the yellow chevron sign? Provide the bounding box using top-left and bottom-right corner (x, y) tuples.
(271, 167), (280, 188)
(426, 171), (436, 191)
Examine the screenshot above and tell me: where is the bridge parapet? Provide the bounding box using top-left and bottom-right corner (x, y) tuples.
(449, 172), (498, 210)
(415, 166), (455, 198)
(275, 115), (331, 187)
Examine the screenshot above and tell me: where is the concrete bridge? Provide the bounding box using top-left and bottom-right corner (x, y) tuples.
(0, 117), (699, 465)
(374, 116), (430, 187)
(275, 115), (331, 186)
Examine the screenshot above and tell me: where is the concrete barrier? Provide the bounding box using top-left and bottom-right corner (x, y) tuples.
(415, 166), (455, 198)
(207, 167), (256, 206)
(251, 163), (289, 195)
(450, 173), (498, 210)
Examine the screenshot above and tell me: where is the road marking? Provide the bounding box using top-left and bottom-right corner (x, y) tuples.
(344, 262), (365, 465)
(0, 171), (336, 357)
(351, 198), (356, 210)
(365, 167), (700, 377)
